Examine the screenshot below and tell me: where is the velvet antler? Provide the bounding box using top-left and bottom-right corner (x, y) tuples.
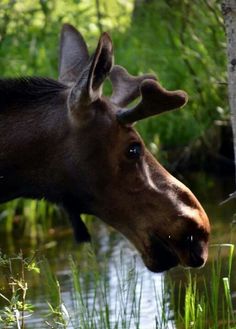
(110, 65), (157, 107)
(110, 65), (188, 124)
(116, 79), (188, 124)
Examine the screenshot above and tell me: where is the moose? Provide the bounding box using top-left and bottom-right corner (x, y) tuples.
(0, 24), (210, 272)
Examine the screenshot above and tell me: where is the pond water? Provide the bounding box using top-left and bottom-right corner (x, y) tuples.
(0, 172), (236, 328)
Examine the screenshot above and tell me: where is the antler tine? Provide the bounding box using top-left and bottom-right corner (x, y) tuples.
(116, 79), (188, 124)
(109, 65), (157, 107)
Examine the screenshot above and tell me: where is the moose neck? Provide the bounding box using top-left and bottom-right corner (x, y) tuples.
(0, 77), (88, 205)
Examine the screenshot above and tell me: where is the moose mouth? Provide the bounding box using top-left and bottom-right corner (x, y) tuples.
(143, 232), (208, 273)
(143, 234), (179, 273)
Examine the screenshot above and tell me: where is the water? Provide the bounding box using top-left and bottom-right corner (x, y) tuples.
(0, 173), (236, 328)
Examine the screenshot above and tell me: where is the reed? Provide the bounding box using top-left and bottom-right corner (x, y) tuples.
(168, 244), (235, 329)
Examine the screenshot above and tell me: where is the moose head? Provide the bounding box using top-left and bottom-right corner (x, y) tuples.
(0, 24), (210, 272)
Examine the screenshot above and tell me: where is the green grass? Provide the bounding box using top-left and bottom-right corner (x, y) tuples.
(0, 244), (235, 328)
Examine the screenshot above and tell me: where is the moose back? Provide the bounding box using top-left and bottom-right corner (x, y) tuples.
(0, 24), (210, 272)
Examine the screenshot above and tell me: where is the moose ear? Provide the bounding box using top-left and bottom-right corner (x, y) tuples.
(68, 32), (113, 112)
(59, 24), (89, 86)
(87, 32), (113, 99)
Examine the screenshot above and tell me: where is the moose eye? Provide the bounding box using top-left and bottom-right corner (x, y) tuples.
(126, 142), (142, 160)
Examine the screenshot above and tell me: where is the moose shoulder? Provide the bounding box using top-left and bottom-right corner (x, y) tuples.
(0, 24), (210, 273)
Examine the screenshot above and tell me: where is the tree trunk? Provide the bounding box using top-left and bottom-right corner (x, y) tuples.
(222, 1), (236, 200)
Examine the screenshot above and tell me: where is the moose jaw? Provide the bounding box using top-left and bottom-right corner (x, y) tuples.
(0, 24), (210, 273)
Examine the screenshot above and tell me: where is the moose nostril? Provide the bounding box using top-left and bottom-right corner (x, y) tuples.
(190, 252), (205, 268)
(185, 236), (207, 268)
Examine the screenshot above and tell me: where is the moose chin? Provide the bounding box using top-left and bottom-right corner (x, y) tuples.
(0, 24), (210, 273)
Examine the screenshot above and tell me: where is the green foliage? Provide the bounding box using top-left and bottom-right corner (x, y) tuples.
(117, 0), (227, 149)
(0, 251), (40, 328)
(0, 0), (133, 77)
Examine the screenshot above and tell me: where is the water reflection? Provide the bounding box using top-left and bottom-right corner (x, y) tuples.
(0, 173), (236, 328)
